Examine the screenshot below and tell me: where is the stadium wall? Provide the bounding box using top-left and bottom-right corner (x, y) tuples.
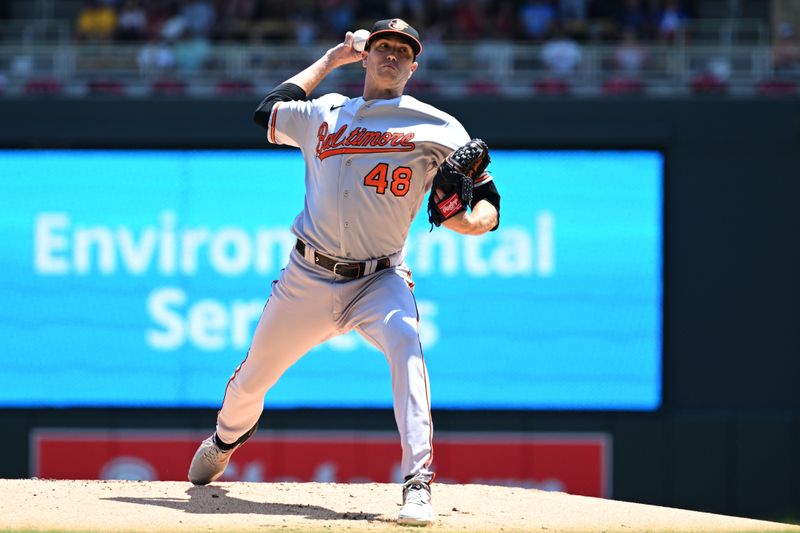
(1, 97), (798, 521)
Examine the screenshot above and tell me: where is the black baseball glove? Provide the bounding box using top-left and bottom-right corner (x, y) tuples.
(427, 139), (491, 227)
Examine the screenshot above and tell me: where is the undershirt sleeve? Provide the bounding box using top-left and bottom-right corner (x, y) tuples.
(253, 82), (308, 130)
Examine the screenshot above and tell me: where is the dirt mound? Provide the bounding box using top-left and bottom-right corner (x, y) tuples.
(1, 479), (797, 532)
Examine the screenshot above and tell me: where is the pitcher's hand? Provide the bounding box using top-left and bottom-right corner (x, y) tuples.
(325, 32), (365, 69)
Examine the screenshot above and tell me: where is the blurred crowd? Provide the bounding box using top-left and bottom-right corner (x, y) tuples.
(67, 0), (800, 88)
(2, 0), (793, 97)
(70, 0), (704, 78)
(74, 0), (695, 45)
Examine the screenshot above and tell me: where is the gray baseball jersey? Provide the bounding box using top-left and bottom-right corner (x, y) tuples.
(214, 93), (493, 483)
(269, 93), (493, 260)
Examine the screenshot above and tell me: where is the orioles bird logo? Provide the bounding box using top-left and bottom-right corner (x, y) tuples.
(388, 19), (409, 31)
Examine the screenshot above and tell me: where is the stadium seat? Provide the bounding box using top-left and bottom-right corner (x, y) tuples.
(87, 78), (126, 96)
(466, 79), (502, 96)
(755, 79), (798, 97)
(689, 73), (728, 94)
(216, 79), (255, 96)
(534, 78), (571, 95)
(405, 79), (437, 96)
(152, 78), (188, 96)
(602, 77), (645, 95)
(23, 78), (63, 95)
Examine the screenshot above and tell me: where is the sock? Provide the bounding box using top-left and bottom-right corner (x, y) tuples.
(213, 433), (236, 451)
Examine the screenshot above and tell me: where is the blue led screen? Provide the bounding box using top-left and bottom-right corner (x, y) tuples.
(0, 150), (662, 409)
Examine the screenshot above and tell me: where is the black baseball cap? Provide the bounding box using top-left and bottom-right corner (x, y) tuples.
(366, 18), (422, 57)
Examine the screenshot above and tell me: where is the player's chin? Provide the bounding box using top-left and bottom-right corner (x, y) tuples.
(378, 62), (403, 74)
(377, 67), (406, 82)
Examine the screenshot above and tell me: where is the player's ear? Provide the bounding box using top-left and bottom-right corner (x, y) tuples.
(408, 61), (418, 79)
(361, 50), (368, 68)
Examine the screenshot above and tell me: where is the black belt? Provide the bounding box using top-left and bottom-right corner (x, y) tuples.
(295, 240), (391, 279)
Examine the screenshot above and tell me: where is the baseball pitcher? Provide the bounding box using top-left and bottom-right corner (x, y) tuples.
(188, 18), (501, 526)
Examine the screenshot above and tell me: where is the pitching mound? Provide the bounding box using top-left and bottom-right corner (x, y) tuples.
(1, 479), (797, 532)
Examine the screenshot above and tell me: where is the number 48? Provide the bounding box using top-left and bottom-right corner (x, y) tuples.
(363, 163), (412, 197)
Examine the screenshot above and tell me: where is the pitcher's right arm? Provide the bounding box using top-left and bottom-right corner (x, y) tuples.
(254, 32), (362, 129)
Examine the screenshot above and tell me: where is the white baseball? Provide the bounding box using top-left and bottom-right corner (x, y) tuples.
(352, 29), (370, 53)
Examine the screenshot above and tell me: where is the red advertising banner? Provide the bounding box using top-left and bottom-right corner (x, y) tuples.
(32, 430), (611, 497)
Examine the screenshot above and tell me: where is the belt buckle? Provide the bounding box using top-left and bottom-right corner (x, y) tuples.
(333, 261), (362, 278)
